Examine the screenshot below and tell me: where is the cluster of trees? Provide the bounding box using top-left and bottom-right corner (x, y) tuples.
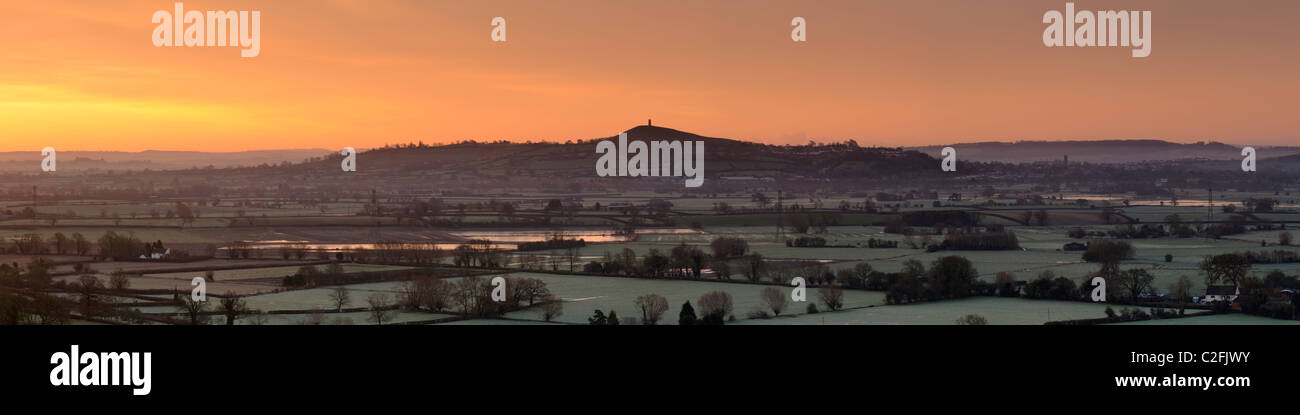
(1067, 214), (1271, 240)
(1215, 249), (1300, 265)
(928, 230), (1020, 252)
(282, 263), (348, 287)
(450, 240), (507, 268)
(1099, 306), (1180, 322)
(877, 257), (981, 304)
(589, 292), (741, 326)
(864, 238), (898, 248)
(1081, 239), (1134, 267)
(786, 213), (842, 234)
(1022, 271), (1080, 300)
(1195, 253), (1293, 318)
(1, 259), (71, 324)
(709, 237), (749, 259)
(667, 291), (733, 325)
(1235, 270), (1300, 319)
(786, 236), (827, 247)
(583, 244), (708, 279)
(174, 290), (253, 325)
(7, 232), (92, 256)
(515, 235), (586, 252)
(396, 275), (558, 319)
(516, 248), (581, 272)
(587, 293), (675, 325)
(370, 241), (443, 264)
(96, 231), (148, 261)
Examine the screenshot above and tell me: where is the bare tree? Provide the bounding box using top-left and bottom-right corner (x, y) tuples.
(760, 286), (788, 316)
(696, 291), (734, 320)
(1170, 275), (1193, 315)
(367, 293), (394, 325)
(219, 292), (248, 325)
(176, 294), (209, 325)
(109, 272), (130, 291)
(299, 310), (327, 325)
(452, 277), (496, 316)
(75, 275), (104, 318)
(565, 247), (579, 272)
(246, 311), (269, 325)
(634, 293), (669, 325)
(540, 295), (563, 322)
(329, 286), (351, 312)
(818, 285), (844, 311)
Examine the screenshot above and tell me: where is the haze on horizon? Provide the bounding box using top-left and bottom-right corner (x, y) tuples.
(2, 0), (1298, 152)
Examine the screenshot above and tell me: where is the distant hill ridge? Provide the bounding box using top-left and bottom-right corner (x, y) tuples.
(276, 124), (939, 180)
(8, 127), (1294, 173)
(909, 140), (1299, 163)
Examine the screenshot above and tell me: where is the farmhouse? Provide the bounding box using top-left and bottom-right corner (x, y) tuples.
(1202, 285), (1239, 304)
(138, 248), (171, 260)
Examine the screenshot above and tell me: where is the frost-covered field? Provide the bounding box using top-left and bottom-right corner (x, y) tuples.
(498, 272), (886, 324)
(571, 222), (1300, 297)
(1109, 313), (1300, 325)
(730, 297), (1127, 325)
(142, 263), (414, 281)
(236, 281), (410, 311)
(240, 310), (454, 325)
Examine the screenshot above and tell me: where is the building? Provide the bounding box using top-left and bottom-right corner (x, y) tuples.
(1202, 285), (1239, 304)
(138, 248), (171, 260)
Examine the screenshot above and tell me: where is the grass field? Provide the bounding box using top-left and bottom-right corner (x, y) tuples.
(141, 263), (413, 282)
(1108, 313), (1300, 325)
(499, 272), (886, 324)
(730, 297), (1130, 325)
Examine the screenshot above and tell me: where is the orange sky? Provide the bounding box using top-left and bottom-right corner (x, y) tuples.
(1, 0), (1298, 151)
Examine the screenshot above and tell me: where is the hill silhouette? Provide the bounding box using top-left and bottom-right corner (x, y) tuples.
(291, 124), (942, 180)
